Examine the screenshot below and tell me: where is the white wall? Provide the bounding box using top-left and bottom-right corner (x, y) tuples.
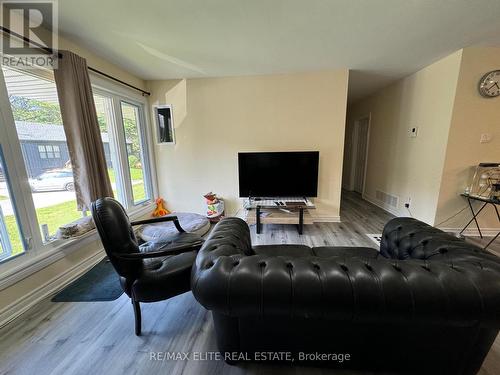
(346, 51), (463, 224)
(347, 46), (500, 232)
(435, 46), (500, 232)
(147, 70), (349, 221)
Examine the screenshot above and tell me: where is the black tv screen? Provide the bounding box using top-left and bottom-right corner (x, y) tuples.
(238, 151), (319, 197)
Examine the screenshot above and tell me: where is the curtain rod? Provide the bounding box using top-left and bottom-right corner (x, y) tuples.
(0, 26), (151, 96)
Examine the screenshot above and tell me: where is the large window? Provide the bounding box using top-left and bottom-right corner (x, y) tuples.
(2, 66), (81, 242)
(120, 101), (151, 204)
(0, 65), (154, 264)
(0, 147), (26, 261)
(93, 90), (152, 208)
(93, 93), (124, 203)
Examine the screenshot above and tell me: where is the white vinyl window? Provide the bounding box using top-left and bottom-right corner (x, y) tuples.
(92, 89), (153, 209)
(0, 64), (155, 267)
(0, 146), (27, 261)
(1, 65), (81, 248)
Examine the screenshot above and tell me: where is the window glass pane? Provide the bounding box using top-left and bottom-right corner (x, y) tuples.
(2, 66), (81, 240)
(0, 147), (26, 260)
(38, 145), (46, 159)
(120, 102), (150, 204)
(93, 94), (124, 203)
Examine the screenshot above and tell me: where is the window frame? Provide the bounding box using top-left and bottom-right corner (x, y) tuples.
(38, 145), (47, 159)
(0, 65), (84, 255)
(91, 78), (156, 211)
(37, 144), (61, 159)
(0, 144), (27, 262)
(0, 67), (157, 282)
(0, 67), (43, 260)
(118, 99), (154, 206)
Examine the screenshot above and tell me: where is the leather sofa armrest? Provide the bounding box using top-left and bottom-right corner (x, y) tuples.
(191, 254), (500, 328)
(380, 217), (489, 261)
(192, 217), (253, 278)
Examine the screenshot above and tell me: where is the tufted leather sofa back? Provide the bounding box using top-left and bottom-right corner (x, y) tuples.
(192, 216), (500, 328)
(91, 197), (142, 280)
(380, 217), (498, 263)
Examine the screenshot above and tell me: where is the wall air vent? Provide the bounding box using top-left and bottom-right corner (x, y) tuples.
(375, 190), (399, 208)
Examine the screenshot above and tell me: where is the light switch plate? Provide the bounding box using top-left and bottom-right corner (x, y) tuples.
(480, 133), (492, 143)
(409, 127), (418, 138)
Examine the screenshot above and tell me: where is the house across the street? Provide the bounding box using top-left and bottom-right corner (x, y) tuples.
(13, 121), (129, 178)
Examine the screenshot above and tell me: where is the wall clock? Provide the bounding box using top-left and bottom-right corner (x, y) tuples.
(478, 70), (500, 98)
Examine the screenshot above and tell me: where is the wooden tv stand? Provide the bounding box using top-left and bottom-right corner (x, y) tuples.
(244, 202), (314, 235)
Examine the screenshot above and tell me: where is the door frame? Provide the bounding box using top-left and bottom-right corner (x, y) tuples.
(349, 113), (371, 196)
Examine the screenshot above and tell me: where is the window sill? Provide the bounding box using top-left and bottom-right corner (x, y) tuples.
(0, 201), (154, 292)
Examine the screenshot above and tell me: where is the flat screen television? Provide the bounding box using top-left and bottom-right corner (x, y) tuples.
(238, 151), (319, 198)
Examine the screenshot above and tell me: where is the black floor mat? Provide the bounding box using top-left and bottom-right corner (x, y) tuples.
(51, 258), (123, 302)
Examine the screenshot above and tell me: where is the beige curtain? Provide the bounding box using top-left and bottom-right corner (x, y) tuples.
(54, 50), (113, 211)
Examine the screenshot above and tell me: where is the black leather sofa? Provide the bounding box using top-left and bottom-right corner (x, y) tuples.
(191, 217), (500, 374)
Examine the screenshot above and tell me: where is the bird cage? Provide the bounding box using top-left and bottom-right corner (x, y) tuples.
(468, 163), (500, 201)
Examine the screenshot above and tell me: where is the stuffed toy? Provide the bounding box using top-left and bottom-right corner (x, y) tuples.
(152, 197), (170, 217)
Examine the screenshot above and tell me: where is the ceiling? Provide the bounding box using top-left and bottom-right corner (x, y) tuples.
(56, 0), (500, 102)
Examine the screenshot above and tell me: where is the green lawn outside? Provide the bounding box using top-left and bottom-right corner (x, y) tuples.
(4, 215), (23, 255)
(132, 182), (146, 202)
(108, 167), (144, 183)
(2, 168), (147, 258)
(108, 167), (146, 202)
(5, 199), (81, 255)
(0, 195), (8, 201)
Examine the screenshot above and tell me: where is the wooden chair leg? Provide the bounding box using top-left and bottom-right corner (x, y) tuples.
(132, 299), (141, 336)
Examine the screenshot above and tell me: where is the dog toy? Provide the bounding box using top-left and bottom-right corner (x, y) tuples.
(152, 197), (170, 217)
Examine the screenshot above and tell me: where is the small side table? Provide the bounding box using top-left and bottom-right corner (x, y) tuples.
(256, 205), (305, 234)
(243, 204), (313, 235)
(459, 193), (500, 250)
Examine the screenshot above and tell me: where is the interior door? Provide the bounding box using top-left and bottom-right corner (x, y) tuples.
(353, 117), (369, 194)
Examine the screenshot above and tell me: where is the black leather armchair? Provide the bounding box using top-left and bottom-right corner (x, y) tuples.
(192, 217), (500, 374)
(91, 197), (203, 335)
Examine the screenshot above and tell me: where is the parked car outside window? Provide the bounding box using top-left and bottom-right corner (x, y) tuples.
(29, 169), (75, 192)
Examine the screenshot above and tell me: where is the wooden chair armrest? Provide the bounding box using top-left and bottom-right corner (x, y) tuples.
(130, 216), (185, 233)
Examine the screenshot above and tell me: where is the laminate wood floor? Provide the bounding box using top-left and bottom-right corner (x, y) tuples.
(0, 191), (499, 375)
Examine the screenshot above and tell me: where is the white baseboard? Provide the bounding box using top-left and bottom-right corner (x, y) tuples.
(438, 227), (499, 237)
(362, 194), (402, 217)
(0, 230), (100, 292)
(361, 195), (499, 237)
(0, 249), (106, 329)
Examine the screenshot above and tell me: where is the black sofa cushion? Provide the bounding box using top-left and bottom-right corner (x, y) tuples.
(312, 246), (380, 259)
(253, 245), (379, 259)
(253, 244), (314, 257)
